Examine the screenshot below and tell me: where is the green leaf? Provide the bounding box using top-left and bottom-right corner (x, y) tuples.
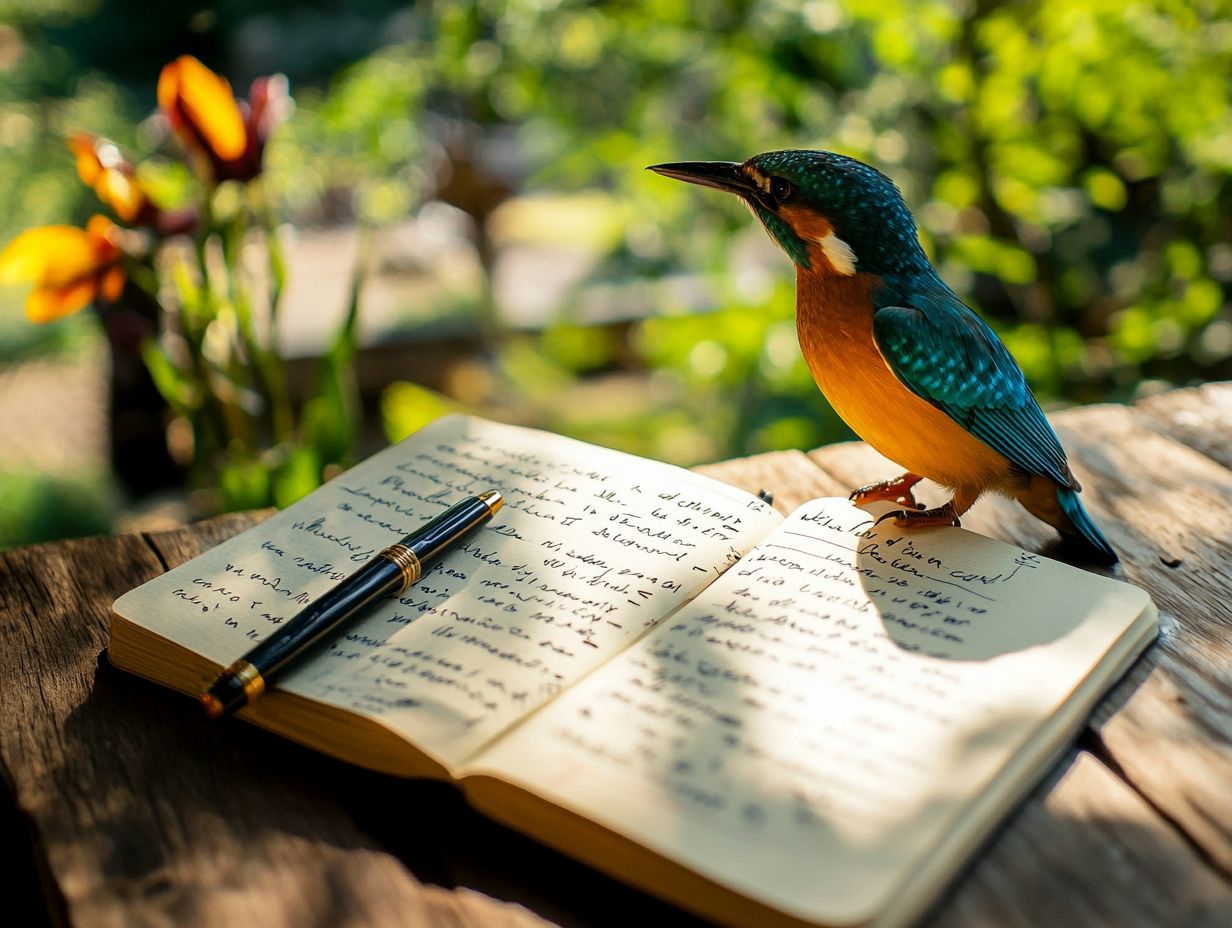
(219, 456), (272, 512)
(139, 338), (198, 414)
(381, 381), (462, 443)
(273, 445), (323, 509)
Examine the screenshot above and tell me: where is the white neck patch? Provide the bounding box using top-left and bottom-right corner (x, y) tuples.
(818, 231), (858, 276)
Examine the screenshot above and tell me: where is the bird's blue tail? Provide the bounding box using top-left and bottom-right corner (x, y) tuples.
(1056, 487), (1118, 565)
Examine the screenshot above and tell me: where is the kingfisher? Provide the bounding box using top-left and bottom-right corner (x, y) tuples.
(649, 151), (1118, 565)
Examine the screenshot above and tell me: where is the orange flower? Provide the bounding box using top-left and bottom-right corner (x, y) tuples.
(69, 133), (155, 224)
(158, 55), (287, 184)
(68, 133), (198, 236)
(238, 73), (290, 179)
(0, 216), (125, 322)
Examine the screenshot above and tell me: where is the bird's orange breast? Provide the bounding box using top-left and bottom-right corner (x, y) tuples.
(794, 269), (1011, 489)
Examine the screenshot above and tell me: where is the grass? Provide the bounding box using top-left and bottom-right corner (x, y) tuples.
(0, 469), (114, 550)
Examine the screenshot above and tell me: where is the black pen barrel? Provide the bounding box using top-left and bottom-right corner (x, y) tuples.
(402, 494), (495, 563)
(202, 556), (402, 716)
(251, 557), (403, 678)
(200, 490), (503, 718)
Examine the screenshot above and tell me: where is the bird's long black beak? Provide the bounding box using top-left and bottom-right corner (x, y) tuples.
(646, 161), (760, 198)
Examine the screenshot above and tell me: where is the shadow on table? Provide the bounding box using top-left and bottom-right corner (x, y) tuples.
(26, 638), (1218, 928)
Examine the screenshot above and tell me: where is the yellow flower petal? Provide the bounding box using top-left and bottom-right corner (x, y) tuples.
(2, 218), (122, 323)
(68, 135), (150, 222)
(96, 171), (144, 222)
(156, 57), (181, 114)
(69, 133), (103, 185)
(159, 55), (247, 163)
(85, 214), (118, 240)
(100, 265), (126, 302)
(0, 226), (96, 288)
(25, 279), (97, 323)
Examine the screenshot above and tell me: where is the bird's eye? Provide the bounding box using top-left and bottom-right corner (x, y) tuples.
(771, 177), (795, 202)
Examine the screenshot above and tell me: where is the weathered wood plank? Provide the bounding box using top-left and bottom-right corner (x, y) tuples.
(0, 530), (554, 928)
(809, 400), (1232, 875)
(693, 448), (849, 512)
(7, 389), (1229, 928)
(928, 752), (1232, 927)
(1135, 382), (1232, 470)
(1051, 404), (1232, 875)
(143, 510), (270, 569)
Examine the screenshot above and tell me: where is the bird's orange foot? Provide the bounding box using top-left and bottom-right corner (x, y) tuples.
(850, 473), (925, 510)
(874, 502), (961, 530)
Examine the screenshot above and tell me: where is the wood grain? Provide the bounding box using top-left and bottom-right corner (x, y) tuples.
(1134, 382), (1232, 470)
(693, 448), (849, 512)
(1052, 405), (1232, 875)
(928, 751), (1232, 928)
(3, 386), (1230, 928)
(0, 529), (555, 928)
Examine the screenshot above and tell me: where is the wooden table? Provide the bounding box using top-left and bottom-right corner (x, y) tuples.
(3, 383), (1230, 928)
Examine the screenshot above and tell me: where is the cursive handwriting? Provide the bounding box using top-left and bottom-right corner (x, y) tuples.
(117, 414), (779, 770)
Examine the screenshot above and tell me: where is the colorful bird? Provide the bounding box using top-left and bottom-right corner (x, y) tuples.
(650, 150), (1118, 564)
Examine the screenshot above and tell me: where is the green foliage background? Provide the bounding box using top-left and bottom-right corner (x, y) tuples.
(290, 0), (1232, 457)
(2, 0), (1231, 544)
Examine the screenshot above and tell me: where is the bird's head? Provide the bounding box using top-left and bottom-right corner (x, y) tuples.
(648, 150), (929, 279)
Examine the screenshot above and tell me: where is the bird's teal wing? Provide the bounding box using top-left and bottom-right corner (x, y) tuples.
(871, 299), (1077, 489)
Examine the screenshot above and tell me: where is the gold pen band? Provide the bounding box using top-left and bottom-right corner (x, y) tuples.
(379, 542), (423, 593)
(224, 659), (265, 702)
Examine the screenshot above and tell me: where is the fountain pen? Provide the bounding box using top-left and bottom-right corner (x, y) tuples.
(200, 489), (504, 718)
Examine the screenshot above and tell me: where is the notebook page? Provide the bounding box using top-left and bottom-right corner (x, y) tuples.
(112, 415), (781, 769)
(471, 497), (1154, 926)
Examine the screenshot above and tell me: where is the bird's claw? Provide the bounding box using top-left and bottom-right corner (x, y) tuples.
(849, 474), (924, 510)
(873, 505), (961, 530)
(854, 492), (923, 509)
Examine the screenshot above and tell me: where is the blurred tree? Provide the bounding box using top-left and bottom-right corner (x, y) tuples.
(5, 0), (1232, 484)
(0, 1), (414, 519)
(337, 0), (1230, 460)
(0, 0), (412, 249)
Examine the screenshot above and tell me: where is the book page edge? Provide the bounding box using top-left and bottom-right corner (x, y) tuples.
(866, 599), (1160, 928)
(108, 610), (455, 781)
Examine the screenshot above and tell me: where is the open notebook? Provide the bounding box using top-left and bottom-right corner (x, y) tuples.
(110, 414), (1157, 928)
